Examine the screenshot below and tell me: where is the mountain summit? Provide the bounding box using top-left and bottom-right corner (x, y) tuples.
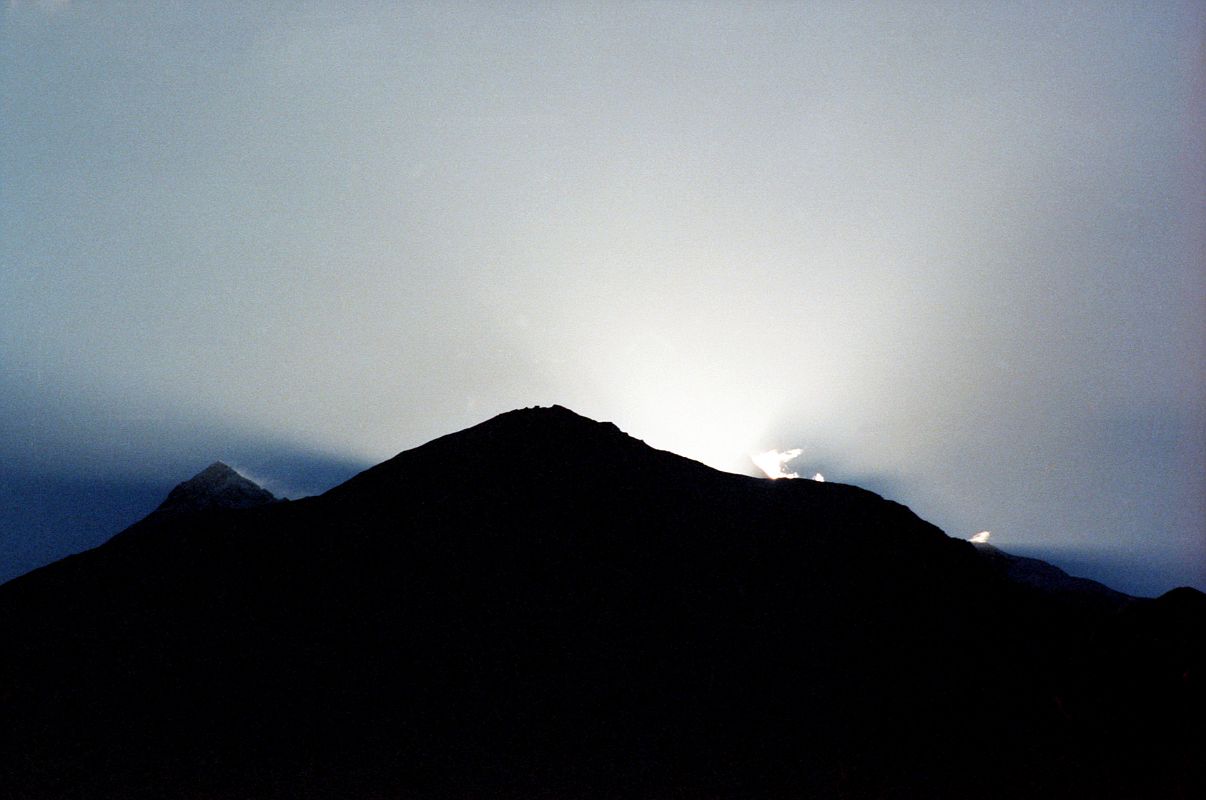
(0, 406), (1200, 799)
(106, 461), (276, 543)
(152, 461), (276, 517)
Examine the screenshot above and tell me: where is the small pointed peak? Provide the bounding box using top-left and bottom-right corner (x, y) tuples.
(152, 461), (277, 517)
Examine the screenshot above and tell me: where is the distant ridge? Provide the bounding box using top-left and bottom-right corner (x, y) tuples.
(108, 461), (276, 541)
(973, 541), (1130, 608)
(153, 461), (276, 516)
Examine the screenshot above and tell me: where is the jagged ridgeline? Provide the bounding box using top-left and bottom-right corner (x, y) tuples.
(0, 406), (1201, 799)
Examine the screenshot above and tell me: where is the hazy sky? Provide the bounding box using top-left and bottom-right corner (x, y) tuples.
(2, 1), (1203, 595)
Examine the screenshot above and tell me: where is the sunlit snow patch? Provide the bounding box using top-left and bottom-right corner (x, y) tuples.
(969, 531), (991, 544)
(752, 449), (803, 479)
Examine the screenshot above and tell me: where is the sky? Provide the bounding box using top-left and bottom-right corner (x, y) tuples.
(2, 1), (1202, 596)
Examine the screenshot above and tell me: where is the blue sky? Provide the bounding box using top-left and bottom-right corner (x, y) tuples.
(2, 1), (1202, 595)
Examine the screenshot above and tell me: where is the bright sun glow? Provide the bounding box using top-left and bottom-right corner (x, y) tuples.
(752, 449), (803, 479)
(812, 472), (825, 482)
(969, 531), (991, 544)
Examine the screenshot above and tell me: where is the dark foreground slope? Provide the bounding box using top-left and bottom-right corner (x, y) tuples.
(0, 406), (1200, 799)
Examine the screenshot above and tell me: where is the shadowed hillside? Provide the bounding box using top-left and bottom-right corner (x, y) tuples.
(1, 406), (1200, 798)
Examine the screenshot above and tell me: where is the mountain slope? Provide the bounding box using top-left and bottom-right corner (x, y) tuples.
(0, 406), (1199, 799)
(106, 461), (277, 543)
(148, 460), (275, 516)
(973, 541), (1130, 613)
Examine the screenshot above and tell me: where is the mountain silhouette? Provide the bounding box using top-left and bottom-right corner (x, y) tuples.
(108, 461), (277, 542)
(151, 460), (276, 515)
(972, 541), (1129, 609)
(0, 405), (1200, 799)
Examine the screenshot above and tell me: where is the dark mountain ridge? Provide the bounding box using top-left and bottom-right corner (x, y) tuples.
(972, 541), (1129, 610)
(0, 405), (1200, 798)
